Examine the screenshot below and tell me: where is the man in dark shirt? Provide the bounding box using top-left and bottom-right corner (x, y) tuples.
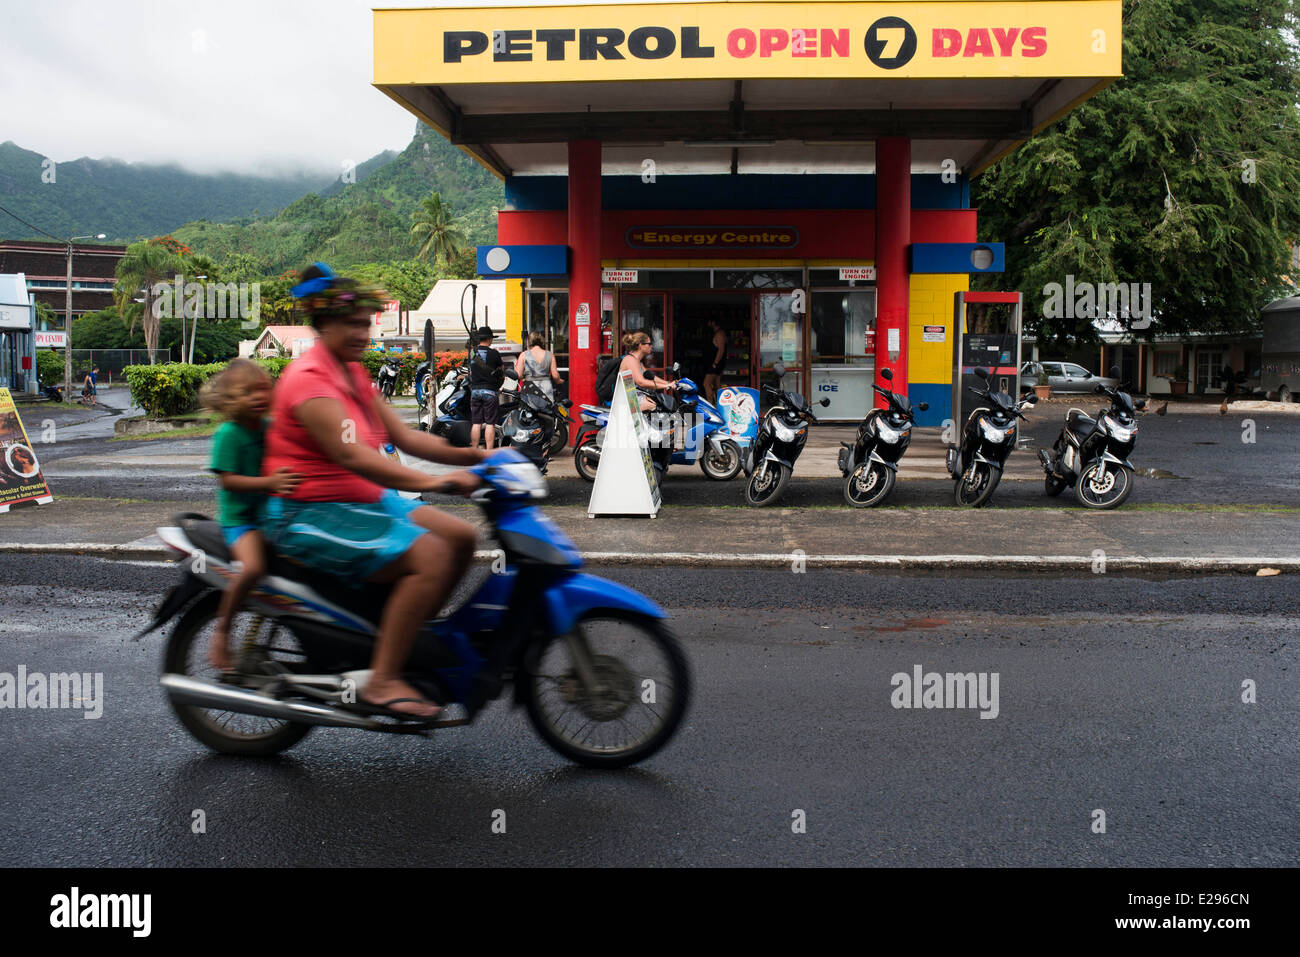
(468, 327), (503, 449)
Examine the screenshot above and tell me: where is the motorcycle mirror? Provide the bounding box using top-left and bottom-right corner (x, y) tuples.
(1026, 393), (1039, 405)
(918, 402), (930, 411)
(561, 398), (573, 409)
(1135, 399), (1148, 410)
(974, 367), (990, 380)
(1095, 384), (1106, 394)
(820, 398), (831, 407)
(672, 361), (681, 373)
(503, 367), (519, 380)
(1108, 365), (1121, 379)
(880, 367), (893, 382)
(772, 361), (786, 378)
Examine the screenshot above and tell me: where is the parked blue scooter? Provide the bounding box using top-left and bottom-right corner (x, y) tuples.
(573, 376), (744, 482)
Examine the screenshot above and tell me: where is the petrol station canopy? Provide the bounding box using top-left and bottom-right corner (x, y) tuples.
(373, 0), (1124, 180)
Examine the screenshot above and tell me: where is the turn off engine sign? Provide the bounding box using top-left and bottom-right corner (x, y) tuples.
(375, 2), (1121, 83)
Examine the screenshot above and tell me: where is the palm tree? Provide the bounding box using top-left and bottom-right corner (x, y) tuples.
(410, 192), (467, 266)
(181, 254), (219, 363)
(114, 242), (181, 364)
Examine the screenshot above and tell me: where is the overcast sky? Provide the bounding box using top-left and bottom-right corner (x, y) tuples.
(2, 0), (631, 177)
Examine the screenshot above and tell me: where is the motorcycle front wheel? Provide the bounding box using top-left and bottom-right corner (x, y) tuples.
(844, 461), (895, 508)
(162, 597), (313, 757)
(699, 438), (742, 481)
(954, 462), (1000, 508)
(524, 612), (690, 768)
(548, 426), (569, 457)
(745, 461), (791, 506)
(574, 436), (599, 482)
(1076, 462), (1133, 509)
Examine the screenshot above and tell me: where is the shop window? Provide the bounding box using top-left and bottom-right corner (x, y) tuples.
(758, 292), (802, 403)
(713, 270), (803, 290)
(1195, 350), (1223, 391)
(811, 290), (875, 366)
(526, 290), (569, 371)
(621, 293), (666, 372)
(1154, 351), (1179, 376)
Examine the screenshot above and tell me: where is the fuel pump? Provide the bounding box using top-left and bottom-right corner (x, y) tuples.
(951, 291), (1023, 429)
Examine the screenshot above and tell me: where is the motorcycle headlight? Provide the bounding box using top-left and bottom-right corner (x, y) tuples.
(772, 418), (799, 443)
(876, 420), (905, 444)
(979, 419), (1009, 443)
(1103, 415), (1135, 442)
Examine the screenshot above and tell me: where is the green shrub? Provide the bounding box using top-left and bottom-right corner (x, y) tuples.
(123, 362), (224, 418)
(254, 356), (291, 381)
(35, 349), (64, 387)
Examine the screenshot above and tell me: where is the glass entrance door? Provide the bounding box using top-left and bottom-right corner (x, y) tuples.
(620, 293), (666, 374)
(758, 292), (803, 403)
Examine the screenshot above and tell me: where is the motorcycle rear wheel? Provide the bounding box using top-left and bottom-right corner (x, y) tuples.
(163, 597), (313, 756)
(843, 461), (895, 508)
(699, 438), (743, 481)
(523, 612), (690, 768)
(955, 462), (1000, 508)
(1075, 462), (1133, 509)
(745, 461), (791, 506)
(574, 436), (599, 482)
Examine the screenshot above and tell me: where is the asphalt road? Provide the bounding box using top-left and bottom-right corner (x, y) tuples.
(1, 555), (1295, 867)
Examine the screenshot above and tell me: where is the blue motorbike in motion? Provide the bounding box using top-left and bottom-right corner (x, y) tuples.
(573, 376), (744, 483)
(141, 451), (690, 768)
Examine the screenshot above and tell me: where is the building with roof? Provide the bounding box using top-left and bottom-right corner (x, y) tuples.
(0, 274), (37, 393)
(0, 240), (127, 326)
(372, 0), (1124, 423)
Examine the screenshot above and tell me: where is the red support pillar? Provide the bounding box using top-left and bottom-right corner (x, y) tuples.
(567, 139), (602, 411)
(875, 136), (910, 408)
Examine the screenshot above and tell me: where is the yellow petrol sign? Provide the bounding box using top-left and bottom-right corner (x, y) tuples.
(374, 1), (1122, 84)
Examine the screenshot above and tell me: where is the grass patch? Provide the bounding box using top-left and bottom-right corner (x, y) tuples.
(110, 421), (219, 442)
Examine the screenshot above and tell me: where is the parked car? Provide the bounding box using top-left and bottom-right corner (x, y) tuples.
(1020, 361), (1120, 394)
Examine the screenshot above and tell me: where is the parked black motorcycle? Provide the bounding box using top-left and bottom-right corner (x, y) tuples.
(377, 357), (400, 401)
(1038, 365), (1146, 509)
(501, 371), (573, 474)
(838, 367), (929, 507)
(742, 361), (830, 507)
(946, 367), (1038, 507)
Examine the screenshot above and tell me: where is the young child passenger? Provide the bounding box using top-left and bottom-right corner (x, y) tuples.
(201, 360), (301, 670)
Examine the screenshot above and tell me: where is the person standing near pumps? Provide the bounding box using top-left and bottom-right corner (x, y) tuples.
(469, 326), (504, 450)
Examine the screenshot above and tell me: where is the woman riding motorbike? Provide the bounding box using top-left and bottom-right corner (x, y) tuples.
(260, 263), (488, 719)
(619, 331), (677, 411)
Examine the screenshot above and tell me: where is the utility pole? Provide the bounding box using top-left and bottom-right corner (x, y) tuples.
(63, 233), (105, 399)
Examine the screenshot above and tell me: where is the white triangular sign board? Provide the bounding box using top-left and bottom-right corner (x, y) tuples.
(588, 371), (660, 517)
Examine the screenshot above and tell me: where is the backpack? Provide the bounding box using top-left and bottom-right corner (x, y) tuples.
(470, 347), (504, 389)
(595, 356), (622, 404)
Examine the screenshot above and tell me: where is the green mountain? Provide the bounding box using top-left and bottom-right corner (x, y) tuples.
(0, 140), (333, 242)
(173, 124), (504, 273)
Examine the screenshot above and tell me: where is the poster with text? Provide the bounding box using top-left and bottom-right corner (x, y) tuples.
(0, 389), (53, 513)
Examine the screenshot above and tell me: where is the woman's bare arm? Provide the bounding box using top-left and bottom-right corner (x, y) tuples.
(371, 397), (486, 465)
(295, 396), (472, 492)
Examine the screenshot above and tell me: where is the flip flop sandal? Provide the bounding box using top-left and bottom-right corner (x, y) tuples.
(356, 696), (443, 721)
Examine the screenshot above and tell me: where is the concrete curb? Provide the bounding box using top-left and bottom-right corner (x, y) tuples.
(1, 541), (1293, 574)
